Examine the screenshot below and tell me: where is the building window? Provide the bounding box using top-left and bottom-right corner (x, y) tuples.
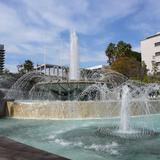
(155, 52), (160, 56)
(155, 42), (160, 47)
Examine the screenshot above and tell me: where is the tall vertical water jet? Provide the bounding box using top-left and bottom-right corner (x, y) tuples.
(119, 85), (131, 133)
(69, 31), (80, 81)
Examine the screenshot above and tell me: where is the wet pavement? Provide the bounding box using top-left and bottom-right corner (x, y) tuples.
(0, 136), (69, 160)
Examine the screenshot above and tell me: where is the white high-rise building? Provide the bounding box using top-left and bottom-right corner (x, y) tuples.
(141, 32), (160, 74)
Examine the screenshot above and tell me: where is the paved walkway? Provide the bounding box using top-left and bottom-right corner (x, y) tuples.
(0, 136), (69, 160)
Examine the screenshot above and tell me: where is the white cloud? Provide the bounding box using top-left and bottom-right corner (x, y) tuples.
(5, 64), (18, 73)
(128, 0), (160, 36)
(0, 0), (157, 70)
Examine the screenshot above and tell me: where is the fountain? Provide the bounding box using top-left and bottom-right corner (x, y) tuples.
(95, 83), (160, 139)
(69, 31), (80, 81)
(119, 85), (131, 133)
(4, 31), (160, 138)
(6, 30), (127, 101)
(1, 31), (160, 160)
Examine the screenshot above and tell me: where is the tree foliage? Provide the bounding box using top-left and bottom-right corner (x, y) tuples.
(17, 60), (34, 74)
(131, 51), (141, 62)
(141, 61), (148, 77)
(152, 59), (158, 75)
(116, 41), (132, 57)
(105, 41), (141, 65)
(111, 57), (147, 78)
(105, 43), (116, 65)
(105, 40), (144, 78)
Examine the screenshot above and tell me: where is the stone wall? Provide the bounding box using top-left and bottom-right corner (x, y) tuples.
(0, 100), (6, 117)
(5, 100), (160, 119)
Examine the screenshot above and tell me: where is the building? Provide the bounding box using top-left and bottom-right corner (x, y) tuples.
(0, 44), (5, 74)
(141, 32), (160, 74)
(86, 65), (105, 71)
(36, 64), (69, 78)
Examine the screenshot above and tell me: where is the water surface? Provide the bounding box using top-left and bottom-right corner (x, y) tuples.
(0, 115), (160, 160)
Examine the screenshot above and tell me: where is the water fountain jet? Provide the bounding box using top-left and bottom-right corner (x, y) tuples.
(69, 31), (80, 81)
(119, 85), (131, 133)
(96, 83), (160, 139)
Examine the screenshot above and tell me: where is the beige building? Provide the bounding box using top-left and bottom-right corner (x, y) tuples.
(141, 32), (160, 74)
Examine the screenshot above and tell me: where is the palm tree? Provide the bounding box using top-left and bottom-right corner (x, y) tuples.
(105, 43), (116, 65)
(23, 60), (34, 72)
(105, 41), (133, 65)
(18, 60), (34, 74)
(116, 41), (132, 57)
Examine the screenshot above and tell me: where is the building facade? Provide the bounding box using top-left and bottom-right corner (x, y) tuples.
(86, 65), (105, 71)
(0, 44), (5, 74)
(141, 32), (160, 74)
(36, 64), (69, 78)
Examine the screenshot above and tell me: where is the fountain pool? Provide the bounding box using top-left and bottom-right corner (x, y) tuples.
(4, 74), (160, 159)
(2, 30), (160, 159)
(0, 115), (160, 160)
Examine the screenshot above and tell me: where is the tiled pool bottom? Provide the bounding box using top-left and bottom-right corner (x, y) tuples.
(0, 115), (160, 160)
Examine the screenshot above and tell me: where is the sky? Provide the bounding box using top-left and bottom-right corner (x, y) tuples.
(0, 0), (160, 72)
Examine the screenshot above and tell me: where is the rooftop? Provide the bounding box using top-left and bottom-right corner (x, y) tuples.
(86, 65), (105, 70)
(144, 32), (160, 40)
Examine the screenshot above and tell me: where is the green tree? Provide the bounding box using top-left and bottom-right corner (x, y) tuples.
(3, 68), (10, 74)
(140, 61), (148, 78)
(105, 43), (116, 65)
(105, 41), (139, 65)
(116, 41), (132, 57)
(131, 51), (141, 62)
(111, 56), (141, 78)
(18, 60), (34, 74)
(152, 59), (158, 75)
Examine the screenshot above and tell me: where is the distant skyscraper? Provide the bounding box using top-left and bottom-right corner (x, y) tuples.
(0, 44), (5, 74)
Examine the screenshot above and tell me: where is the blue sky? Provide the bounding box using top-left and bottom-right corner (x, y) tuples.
(0, 0), (160, 72)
